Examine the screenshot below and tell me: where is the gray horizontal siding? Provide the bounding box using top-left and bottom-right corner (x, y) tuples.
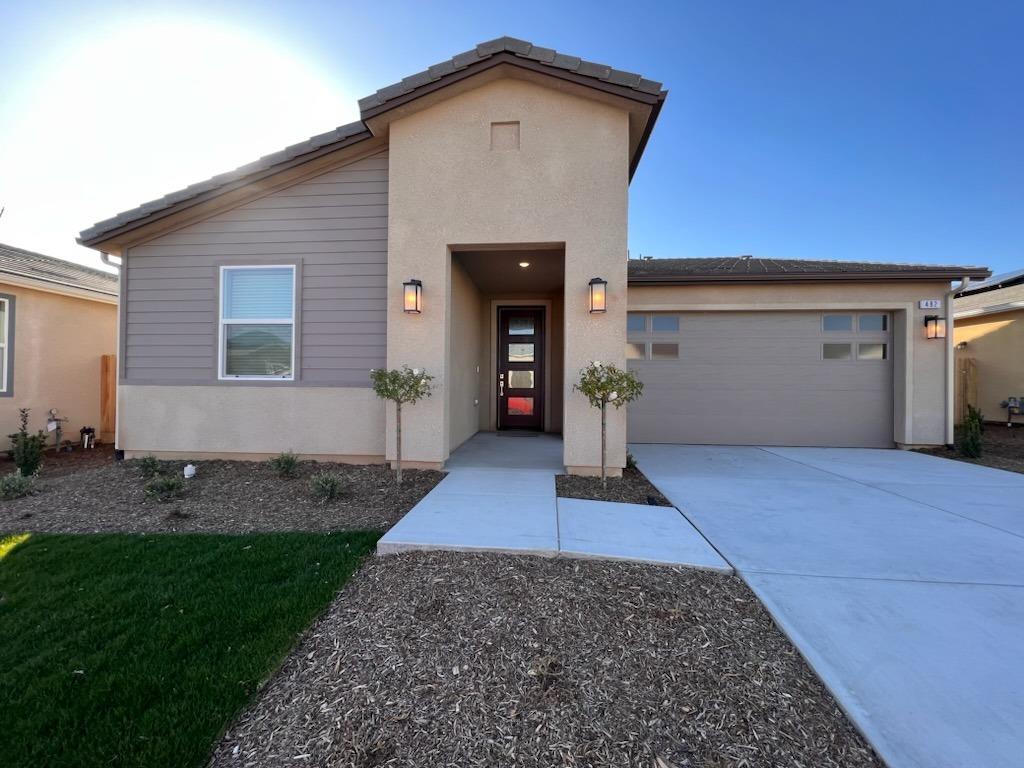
(123, 150), (388, 387)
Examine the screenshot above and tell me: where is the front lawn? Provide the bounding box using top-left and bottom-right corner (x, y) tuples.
(0, 531), (377, 768)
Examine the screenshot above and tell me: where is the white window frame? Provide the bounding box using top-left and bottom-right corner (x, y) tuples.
(0, 297), (9, 393)
(218, 265), (296, 381)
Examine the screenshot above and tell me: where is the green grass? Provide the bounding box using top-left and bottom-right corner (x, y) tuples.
(0, 531), (378, 768)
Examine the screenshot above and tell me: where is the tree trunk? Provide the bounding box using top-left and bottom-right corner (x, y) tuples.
(600, 399), (607, 489)
(396, 401), (403, 485)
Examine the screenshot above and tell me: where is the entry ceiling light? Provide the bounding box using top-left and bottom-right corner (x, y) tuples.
(589, 277), (608, 314)
(924, 314), (946, 339)
(519, 261), (530, 268)
(403, 278), (422, 314)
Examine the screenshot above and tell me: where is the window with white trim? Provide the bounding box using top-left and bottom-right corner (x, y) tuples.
(219, 266), (295, 380)
(0, 297), (9, 393)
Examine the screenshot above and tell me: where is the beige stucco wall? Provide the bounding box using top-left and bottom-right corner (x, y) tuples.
(117, 385), (384, 459)
(386, 76), (630, 471)
(628, 279), (954, 445)
(448, 259), (483, 451)
(0, 282), (116, 440)
(954, 310), (1024, 421)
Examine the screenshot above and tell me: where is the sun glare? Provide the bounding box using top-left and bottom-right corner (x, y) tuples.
(0, 533), (31, 562)
(0, 17), (357, 265)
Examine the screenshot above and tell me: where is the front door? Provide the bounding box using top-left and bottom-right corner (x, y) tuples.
(497, 306), (544, 430)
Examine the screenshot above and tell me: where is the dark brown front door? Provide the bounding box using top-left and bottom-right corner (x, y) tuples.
(497, 306), (544, 430)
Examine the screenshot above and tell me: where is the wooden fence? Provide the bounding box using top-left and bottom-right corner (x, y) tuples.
(101, 354), (116, 443)
(954, 355), (977, 425)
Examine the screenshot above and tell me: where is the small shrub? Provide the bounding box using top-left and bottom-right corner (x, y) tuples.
(958, 419), (983, 459)
(625, 452), (638, 471)
(144, 475), (185, 502)
(138, 455), (162, 478)
(8, 408), (47, 477)
(309, 471), (347, 502)
(268, 450), (300, 478)
(966, 404), (985, 433)
(0, 472), (35, 500)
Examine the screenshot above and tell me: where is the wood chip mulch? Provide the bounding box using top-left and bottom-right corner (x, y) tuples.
(556, 466), (671, 506)
(915, 423), (1024, 474)
(211, 552), (881, 768)
(0, 458), (443, 534)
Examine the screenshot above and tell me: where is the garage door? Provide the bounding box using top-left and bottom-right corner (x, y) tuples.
(626, 311), (894, 448)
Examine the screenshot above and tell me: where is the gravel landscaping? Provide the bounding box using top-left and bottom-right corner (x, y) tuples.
(0, 458), (443, 533)
(212, 552), (881, 768)
(915, 423), (1024, 474)
(556, 465), (671, 506)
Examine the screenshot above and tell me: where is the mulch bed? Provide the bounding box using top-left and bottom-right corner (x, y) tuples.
(915, 423), (1024, 474)
(0, 458), (443, 534)
(212, 552), (881, 768)
(556, 466), (671, 506)
(0, 443), (117, 479)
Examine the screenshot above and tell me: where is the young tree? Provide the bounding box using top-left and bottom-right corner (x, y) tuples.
(573, 361), (644, 487)
(370, 366), (434, 484)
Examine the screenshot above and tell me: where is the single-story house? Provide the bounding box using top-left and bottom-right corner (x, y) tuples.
(954, 268), (1024, 424)
(0, 242), (118, 443)
(77, 37), (989, 474)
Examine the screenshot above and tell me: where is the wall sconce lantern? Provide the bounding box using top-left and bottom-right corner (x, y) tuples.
(588, 277), (608, 314)
(403, 278), (422, 314)
(924, 315), (946, 339)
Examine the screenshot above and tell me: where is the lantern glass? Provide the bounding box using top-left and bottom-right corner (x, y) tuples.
(589, 277), (607, 314)
(403, 279), (422, 314)
(924, 315), (946, 339)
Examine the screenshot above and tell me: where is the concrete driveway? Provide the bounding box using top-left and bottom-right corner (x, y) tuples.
(630, 444), (1024, 768)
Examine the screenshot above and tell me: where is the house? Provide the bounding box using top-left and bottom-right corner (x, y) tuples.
(0, 242), (118, 443)
(77, 37), (989, 474)
(954, 268), (1024, 424)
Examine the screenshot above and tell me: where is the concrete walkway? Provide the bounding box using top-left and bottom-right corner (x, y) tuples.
(377, 460), (729, 571)
(630, 443), (1024, 768)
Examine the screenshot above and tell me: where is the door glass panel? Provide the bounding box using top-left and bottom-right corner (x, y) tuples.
(508, 317), (534, 335)
(508, 343), (534, 363)
(651, 315), (679, 332)
(508, 370), (534, 388)
(823, 342), (852, 359)
(626, 342), (646, 360)
(627, 313), (646, 332)
(859, 314), (888, 332)
(823, 314), (853, 331)
(858, 343), (887, 360)
(507, 396), (534, 416)
(651, 343), (679, 360)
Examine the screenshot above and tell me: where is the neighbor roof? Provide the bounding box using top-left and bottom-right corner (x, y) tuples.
(0, 242), (118, 298)
(79, 36), (666, 249)
(627, 257), (991, 284)
(955, 267), (1024, 297)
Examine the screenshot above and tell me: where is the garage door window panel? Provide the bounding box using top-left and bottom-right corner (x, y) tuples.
(627, 313), (647, 332)
(859, 314), (888, 332)
(651, 315), (680, 333)
(626, 342), (646, 360)
(651, 343), (679, 360)
(858, 343), (888, 360)
(823, 314), (853, 332)
(823, 343), (852, 360)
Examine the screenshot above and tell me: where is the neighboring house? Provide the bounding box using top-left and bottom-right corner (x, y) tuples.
(954, 268), (1024, 424)
(77, 37), (989, 474)
(0, 242), (118, 443)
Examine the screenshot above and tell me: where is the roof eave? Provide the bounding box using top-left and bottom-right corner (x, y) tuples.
(628, 269), (992, 286)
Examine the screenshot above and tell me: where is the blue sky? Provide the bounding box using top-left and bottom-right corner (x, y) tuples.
(1, 0), (1020, 274)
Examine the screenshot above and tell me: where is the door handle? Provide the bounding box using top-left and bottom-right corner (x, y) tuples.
(499, 374), (504, 397)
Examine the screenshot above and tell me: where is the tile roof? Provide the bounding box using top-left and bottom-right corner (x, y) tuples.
(955, 267), (1024, 296)
(627, 256), (991, 282)
(79, 37), (665, 247)
(0, 242), (118, 297)
(358, 36), (664, 113)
